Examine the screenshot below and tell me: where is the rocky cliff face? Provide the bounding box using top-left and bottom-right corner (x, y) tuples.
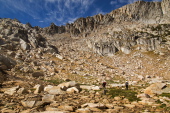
(88, 24), (164, 56)
(161, 0), (170, 23)
(110, 0), (170, 24)
(110, 1), (163, 24)
(44, 0), (170, 36)
(43, 14), (114, 36)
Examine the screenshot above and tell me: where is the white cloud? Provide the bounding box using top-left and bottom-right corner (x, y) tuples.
(127, 0), (139, 4)
(39, 21), (44, 23)
(45, 0), (58, 3)
(110, 1), (117, 5)
(0, 0), (96, 26)
(151, 0), (162, 1)
(68, 17), (79, 24)
(92, 8), (108, 15)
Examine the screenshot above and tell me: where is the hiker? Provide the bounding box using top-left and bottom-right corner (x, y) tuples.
(102, 81), (106, 88)
(102, 81), (107, 95)
(125, 81), (129, 90)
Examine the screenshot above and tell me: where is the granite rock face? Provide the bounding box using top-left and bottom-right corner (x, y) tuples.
(110, 0), (170, 24)
(43, 0), (170, 36)
(110, 1), (163, 24)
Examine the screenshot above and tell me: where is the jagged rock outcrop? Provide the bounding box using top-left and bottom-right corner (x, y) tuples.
(88, 32), (162, 55)
(110, 0), (170, 24)
(0, 18), (61, 81)
(44, 23), (66, 35)
(43, 14), (114, 36)
(93, 42), (119, 56)
(0, 18), (55, 51)
(43, 0), (170, 36)
(110, 1), (163, 24)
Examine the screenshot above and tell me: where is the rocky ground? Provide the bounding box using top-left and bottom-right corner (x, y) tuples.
(1, 75), (170, 113)
(1, 1), (170, 112)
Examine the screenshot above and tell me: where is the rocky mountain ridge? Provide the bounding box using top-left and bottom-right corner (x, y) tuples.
(44, 0), (170, 36)
(1, 0), (170, 112)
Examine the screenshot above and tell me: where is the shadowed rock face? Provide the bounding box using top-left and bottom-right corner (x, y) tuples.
(90, 37), (161, 55)
(0, 54), (16, 84)
(0, 54), (16, 70)
(93, 42), (119, 56)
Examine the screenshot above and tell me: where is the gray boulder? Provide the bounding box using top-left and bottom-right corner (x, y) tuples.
(121, 46), (131, 54)
(0, 54), (16, 70)
(20, 39), (30, 50)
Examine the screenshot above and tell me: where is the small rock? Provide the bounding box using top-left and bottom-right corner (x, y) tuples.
(46, 86), (65, 95)
(35, 111), (69, 113)
(76, 108), (91, 113)
(114, 96), (121, 101)
(4, 86), (20, 95)
(44, 85), (54, 92)
(20, 109), (31, 113)
(58, 81), (78, 91)
(80, 85), (92, 90)
(66, 87), (79, 93)
(124, 104), (136, 108)
(34, 84), (44, 94)
(1, 108), (16, 113)
(81, 103), (105, 108)
(88, 107), (102, 112)
(46, 106), (59, 111)
(105, 104), (114, 109)
(17, 88), (28, 94)
(58, 105), (74, 112)
(21, 101), (35, 108)
(91, 86), (100, 90)
(42, 94), (55, 102)
(32, 72), (44, 78)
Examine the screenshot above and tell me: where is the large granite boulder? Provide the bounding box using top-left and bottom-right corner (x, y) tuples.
(144, 82), (167, 97)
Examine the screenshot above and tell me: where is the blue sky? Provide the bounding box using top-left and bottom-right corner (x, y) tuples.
(0, 0), (161, 28)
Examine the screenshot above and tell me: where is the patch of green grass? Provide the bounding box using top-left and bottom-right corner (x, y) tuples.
(155, 99), (170, 110)
(30, 88), (36, 92)
(160, 104), (167, 108)
(106, 79), (124, 84)
(44, 79), (64, 85)
(160, 93), (170, 98)
(108, 88), (140, 102)
(156, 99), (162, 104)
